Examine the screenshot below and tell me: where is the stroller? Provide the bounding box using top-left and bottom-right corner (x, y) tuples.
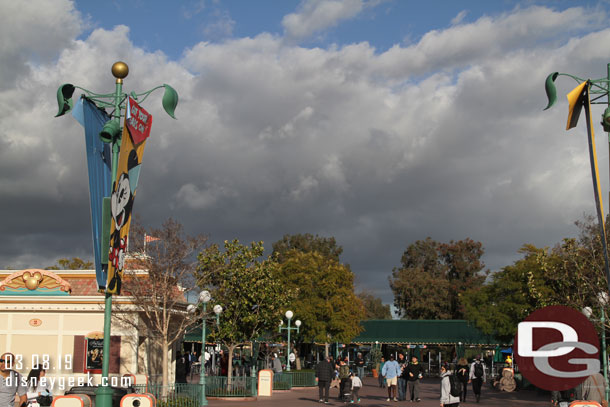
(552, 388), (578, 407)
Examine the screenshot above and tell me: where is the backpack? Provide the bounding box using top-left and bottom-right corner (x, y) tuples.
(339, 364), (350, 379)
(474, 362), (484, 378)
(448, 374), (462, 398)
(457, 366), (469, 381)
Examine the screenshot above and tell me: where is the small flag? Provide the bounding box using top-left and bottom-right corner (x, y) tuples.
(145, 234), (161, 243)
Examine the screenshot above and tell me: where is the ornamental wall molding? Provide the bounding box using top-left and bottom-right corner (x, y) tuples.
(0, 269), (71, 293)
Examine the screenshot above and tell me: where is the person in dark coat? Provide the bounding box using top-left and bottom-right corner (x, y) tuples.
(469, 355), (486, 403)
(316, 356), (335, 404)
(175, 352), (187, 383)
(406, 356), (423, 402)
(456, 357), (469, 402)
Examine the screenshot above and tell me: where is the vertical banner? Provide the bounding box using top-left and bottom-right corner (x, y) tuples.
(72, 97), (112, 291)
(106, 98), (152, 294)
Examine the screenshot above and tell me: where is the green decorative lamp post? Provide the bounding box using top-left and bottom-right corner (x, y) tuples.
(279, 310), (301, 372)
(55, 61), (178, 407)
(188, 292), (222, 407)
(545, 66), (610, 402)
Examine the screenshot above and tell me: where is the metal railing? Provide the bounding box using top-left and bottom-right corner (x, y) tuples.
(135, 377), (257, 401)
(206, 376), (257, 397)
(286, 370), (316, 387)
(135, 383), (199, 407)
(272, 372), (293, 390)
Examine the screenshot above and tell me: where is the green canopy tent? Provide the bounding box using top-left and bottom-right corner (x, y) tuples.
(352, 320), (502, 346)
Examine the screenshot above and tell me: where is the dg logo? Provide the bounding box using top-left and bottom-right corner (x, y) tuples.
(514, 305), (600, 391)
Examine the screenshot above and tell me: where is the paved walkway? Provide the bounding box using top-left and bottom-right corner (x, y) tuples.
(205, 376), (551, 406)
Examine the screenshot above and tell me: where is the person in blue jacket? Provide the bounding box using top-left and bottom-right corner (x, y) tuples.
(382, 354), (401, 402)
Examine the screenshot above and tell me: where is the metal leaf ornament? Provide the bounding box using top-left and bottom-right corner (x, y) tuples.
(544, 72), (559, 111)
(162, 84), (178, 119)
(55, 83), (75, 117)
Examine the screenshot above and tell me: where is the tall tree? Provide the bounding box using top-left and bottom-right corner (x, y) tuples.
(272, 233), (343, 263)
(463, 216), (608, 342)
(358, 291), (392, 319)
(114, 218), (208, 387)
(274, 249), (364, 353)
(390, 237), (487, 319)
(196, 240), (292, 385)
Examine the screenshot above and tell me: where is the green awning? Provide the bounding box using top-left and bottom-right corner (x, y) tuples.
(352, 320), (503, 346)
(184, 326), (204, 343)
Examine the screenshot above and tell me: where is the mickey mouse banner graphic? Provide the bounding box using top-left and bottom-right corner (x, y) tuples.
(106, 98), (152, 294)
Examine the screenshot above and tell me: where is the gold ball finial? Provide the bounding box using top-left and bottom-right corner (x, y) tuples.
(111, 61), (129, 81)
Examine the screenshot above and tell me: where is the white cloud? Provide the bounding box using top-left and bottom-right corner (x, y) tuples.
(289, 176), (319, 201)
(0, 0), (81, 87)
(282, 0), (364, 41)
(202, 10), (235, 40)
(451, 10), (468, 25)
(2, 3), (610, 302)
(174, 183), (237, 210)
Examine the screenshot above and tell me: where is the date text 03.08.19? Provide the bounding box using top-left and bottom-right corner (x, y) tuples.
(4, 354), (73, 371)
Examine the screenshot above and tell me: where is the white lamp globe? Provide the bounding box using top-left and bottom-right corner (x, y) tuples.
(295, 320), (302, 327)
(186, 304), (196, 314)
(285, 310), (294, 320)
(199, 290), (211, 304)
(213, 304), (223, 315)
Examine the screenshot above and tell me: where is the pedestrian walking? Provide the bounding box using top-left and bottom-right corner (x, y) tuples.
(581, 372), (606, 405)
(355, 352), (365, 379)
(382, 354), (401, 402)
(0, 353), (27, 407)
(26, 368), (51, 407)
(315, 356), (335, 404)
(397, 353), (407, 401)
(339, 358), (351, 402)
(440, 363), (460, 407)
(175, 352), (187, 383)
(378, 357), (386, 388)
(468, 355), (486, 403)
(351, 372), (362, 404)
(272, 353), (283, 374)
(456, 357), (469, 402)
(406, 355), (423, 402)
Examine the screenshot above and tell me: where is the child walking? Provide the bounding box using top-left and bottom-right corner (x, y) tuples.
(351, 372), (362, 404)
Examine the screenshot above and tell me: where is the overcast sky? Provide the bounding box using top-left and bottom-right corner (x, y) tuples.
(2, 0), (610, 306)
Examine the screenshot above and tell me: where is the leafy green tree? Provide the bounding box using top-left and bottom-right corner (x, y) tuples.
(390, 237), (487, 319)
(463, 217), (607, 343)
(272, 233), (343, 263)
(46, 257), (93, 270)
(462, 246), (540, 343)
(274, 249), (364, 354)
(358, 291), (392, 319)
(197, 240), (293, 385)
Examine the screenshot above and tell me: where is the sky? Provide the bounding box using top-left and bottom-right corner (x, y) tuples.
(2, 0), (610, 308)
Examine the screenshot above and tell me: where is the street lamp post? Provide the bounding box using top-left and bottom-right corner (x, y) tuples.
(210, 304), (222, 375)
(583, 291), (610, 402)
(544, 67), (610, 299)
(188, 291), (223, 407)
(546, 67), (610, 402)
(279, 310), (301, 371)
(55, 61), (178, 407)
